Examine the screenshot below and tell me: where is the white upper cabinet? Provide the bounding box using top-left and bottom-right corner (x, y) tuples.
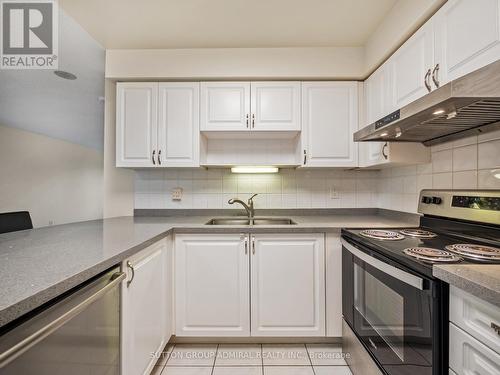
(200, 82), (251, 131)
(158, 83), (200, 167)
(201, 82), (301, 132)
(116, 82), (158, 167)
(250, 233), (325, 337)
(116, 82), (200, 168)
(390, 21), (434, 109)
(434, 0), (500, 86)
(301, 82), (358, 167)
(250, 82), (301, 131)
(175, 234), (250, 337)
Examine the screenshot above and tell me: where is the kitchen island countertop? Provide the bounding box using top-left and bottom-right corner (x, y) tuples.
(0, 211), (418, 329)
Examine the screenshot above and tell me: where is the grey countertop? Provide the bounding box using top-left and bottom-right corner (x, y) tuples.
(0, 211), (417, 329)
(433, 264), (500, 308)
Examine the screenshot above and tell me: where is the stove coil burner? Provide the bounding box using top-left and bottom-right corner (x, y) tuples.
(360, 230), (405, 241)
(403, 247), (463, 263)
(400, 229), (437, 238)
(445, 244), (500, 261)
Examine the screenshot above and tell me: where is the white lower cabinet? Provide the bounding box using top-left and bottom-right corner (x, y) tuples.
(174, 233), (328, 337)
(174, 233), (250, 336)
(449, 323), (500, 375)
(121, 238), (171, 375)
(250, 233), (325, 336)
(449, 286), (500, 375)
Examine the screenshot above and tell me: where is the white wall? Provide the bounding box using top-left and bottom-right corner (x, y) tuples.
(105, 47), (365, 80)
(0, 9), (106, 227)
(0, 125), (103, 227)
(134, 169), (378, 210)
(103, 79), (135, 218)
(378, 131), (500, 213)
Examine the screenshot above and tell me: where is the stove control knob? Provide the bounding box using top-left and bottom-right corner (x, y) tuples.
(422, 196), (433, 204)
(432, 197), (442, 205)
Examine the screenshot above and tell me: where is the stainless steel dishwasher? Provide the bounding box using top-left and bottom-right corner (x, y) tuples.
(0, 267), (124, 375)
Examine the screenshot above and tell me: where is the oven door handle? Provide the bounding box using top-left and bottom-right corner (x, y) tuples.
(342, 238), (424, 290)
(0, 270), (125, 369)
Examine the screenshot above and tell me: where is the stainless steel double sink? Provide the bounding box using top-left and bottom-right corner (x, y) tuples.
(205, 217), (296, 225)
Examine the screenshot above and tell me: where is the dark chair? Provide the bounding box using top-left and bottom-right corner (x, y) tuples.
(0, 211), (33, 234)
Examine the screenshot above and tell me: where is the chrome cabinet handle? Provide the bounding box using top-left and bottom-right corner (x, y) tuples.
(152, 150), (156, 165)
(0, 270), (125, 368)
(246, 114), (249, 128)
(126, 261), (135, 287)
(432, 63), (440, 88)
(303, 150), (307, 165)
(424, 69), (432, 92)
(251, 114), (255, 128)
(251, 236), (255, 255)
(158, 150), (162, 165)
(244, 235), (248, 255)
(382, 142), (389, 160)
(491, 322), (500, 336)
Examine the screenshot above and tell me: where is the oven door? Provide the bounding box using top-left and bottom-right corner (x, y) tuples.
(342, 238), (438, 375)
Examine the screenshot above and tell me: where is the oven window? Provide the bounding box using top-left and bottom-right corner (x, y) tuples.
(354, 263), (405, 361)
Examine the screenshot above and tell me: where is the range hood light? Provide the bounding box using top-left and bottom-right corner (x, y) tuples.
(433, 109), (445, 115)
(493, 170), (500, 179)
(231, 166), (279, 174)
(446, 111), (458, 120)
(380, 132), (388, 137)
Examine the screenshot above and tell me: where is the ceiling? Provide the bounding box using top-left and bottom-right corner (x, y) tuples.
(59, 0), (397, 49)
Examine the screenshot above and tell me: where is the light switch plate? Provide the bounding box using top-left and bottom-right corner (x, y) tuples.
(330, 188), (340, 199)
(172, 188), (183, 201)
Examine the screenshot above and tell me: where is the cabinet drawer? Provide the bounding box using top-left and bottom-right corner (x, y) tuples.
(450, 323), (500, 374)
(450, 286), (500, 354)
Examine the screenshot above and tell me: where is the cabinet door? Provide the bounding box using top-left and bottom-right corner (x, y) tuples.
(302, 82), (358, 167)
(175, 234), (250, 336)
(250, 82), (301, 131)
(116, 82), (158, 167)
(449, 323), (500, 375)
(158, 83), (200, 167)
(200, 82), (250, 131)
(250, 233), (325, 336)
(390, 22), (434, 108)
(122, 240), (167, 375)
(434, 0), (500, 86)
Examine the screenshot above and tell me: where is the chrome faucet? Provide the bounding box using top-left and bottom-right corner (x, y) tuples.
(228, 194), (258, 219)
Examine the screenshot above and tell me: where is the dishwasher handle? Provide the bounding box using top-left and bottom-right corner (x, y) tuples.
(0, 270), (125, 368)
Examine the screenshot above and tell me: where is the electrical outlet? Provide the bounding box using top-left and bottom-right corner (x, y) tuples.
(171, 187), (183, 201)
(330, 188), (340, 199)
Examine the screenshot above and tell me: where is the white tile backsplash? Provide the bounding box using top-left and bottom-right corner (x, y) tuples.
(134, 169), (379, 210)
(134, 135), (499, 214)
(379, 136), (500, 213)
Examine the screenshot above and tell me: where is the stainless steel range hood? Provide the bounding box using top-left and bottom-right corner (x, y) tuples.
(354, 60), (500, 146)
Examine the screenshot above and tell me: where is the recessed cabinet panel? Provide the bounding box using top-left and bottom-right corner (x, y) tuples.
(116, 83), (158, 167)
(250, 82), (301, 131)
(434, 0), (500, 85)
(250, 233), (325, 337)
(391, 22), (434, 109)
(158, 83), (200, 167)
(201, 82), (250, 131)
(302, 82), (358, 167)
(175, 234), (250, 336)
